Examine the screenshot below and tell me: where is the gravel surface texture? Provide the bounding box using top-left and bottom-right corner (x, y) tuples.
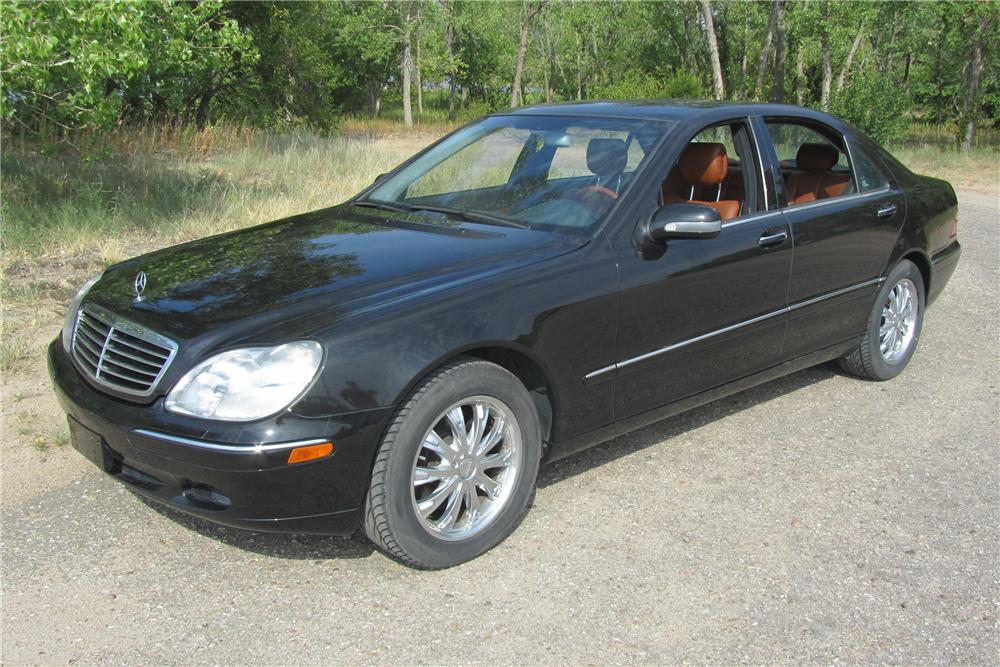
(2, 191), (997, 665)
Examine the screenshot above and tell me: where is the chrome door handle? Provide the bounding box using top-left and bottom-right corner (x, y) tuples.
(876, 204), (898, 219)
(758, 230), (788, 248)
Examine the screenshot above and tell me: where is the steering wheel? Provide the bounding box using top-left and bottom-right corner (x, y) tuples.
(576, 184), (619, 200)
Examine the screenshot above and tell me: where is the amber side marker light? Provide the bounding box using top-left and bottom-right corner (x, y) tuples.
(287, 442), (334, 464)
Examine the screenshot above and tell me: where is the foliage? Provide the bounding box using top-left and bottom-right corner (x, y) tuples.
(829, 72), (909, 145)
(1, 0), (254, 132)
(0, 0), (997, 144)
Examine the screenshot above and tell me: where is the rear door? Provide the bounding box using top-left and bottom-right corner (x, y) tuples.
(757, 116), (905, 360)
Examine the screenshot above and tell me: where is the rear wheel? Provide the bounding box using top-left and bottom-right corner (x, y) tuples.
(839, 259), (925, 380)
(363, 358), (541, 568)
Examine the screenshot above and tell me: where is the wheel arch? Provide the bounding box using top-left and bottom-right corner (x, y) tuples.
(900, 248), (932, 299)
(391, 342), (558, 458)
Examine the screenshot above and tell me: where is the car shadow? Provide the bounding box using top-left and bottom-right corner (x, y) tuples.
(137, 497), (376, 560)
(538, 361), (842, 489)
(138, 361), (844, 560)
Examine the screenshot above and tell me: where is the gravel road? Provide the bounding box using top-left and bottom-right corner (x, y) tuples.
(2, 191), (997, 665)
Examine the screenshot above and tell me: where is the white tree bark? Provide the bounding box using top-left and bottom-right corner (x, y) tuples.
(700, 0), (725, 100)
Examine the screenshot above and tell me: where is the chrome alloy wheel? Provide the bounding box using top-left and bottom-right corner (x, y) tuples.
(879, 278), (918, 363)
(410, 396), (523, 541)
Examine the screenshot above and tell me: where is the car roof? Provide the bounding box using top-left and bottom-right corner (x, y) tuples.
(500, 100), (843, 126)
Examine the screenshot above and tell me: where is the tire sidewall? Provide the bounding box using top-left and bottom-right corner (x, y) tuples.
(865, 260), (925, 379)
(381, 362), (541, 568)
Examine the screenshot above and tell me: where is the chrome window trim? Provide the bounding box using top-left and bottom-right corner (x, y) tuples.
(71, 303), (179, 398)
(779, 186), (892, 214)
(131, 429), (329, 454)
(584, 277), (884, 382)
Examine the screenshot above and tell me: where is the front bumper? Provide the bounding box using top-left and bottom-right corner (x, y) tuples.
(48, 340), (392, 535)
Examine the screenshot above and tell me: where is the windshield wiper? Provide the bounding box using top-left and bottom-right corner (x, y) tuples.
(352, 199), (413, 214)
(406, 204), (530, 230)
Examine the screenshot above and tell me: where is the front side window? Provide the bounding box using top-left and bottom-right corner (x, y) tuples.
(659, 120), (761, 221)
(764, 120), (854, 206)
(365, 115), (672, 234)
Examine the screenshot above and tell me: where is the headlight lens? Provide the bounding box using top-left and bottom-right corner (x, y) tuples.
(165, 341), (323, 421)
(61, 272), (103, 352)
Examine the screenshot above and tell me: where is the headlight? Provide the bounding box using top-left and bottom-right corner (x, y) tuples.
(165, 341), (323, 421)
(61, 272), (103, 352)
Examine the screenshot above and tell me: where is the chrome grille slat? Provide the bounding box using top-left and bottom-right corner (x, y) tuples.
(101, 355), (159, 378)
(71, 304), (178, 399)
(105, 340), (165, 366)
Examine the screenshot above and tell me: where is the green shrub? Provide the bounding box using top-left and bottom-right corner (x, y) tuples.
(590, 70), (704, 101)
(830, 73), (909, 144)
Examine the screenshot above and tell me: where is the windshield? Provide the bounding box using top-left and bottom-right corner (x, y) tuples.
(362, 115), (673, 235)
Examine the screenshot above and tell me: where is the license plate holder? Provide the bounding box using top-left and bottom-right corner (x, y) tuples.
(68, 417), (115, 472)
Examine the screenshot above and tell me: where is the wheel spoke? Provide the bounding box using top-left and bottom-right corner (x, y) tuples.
(474, 471), (501, 498)
(474, 414), (506, 457)
(467, 403), (489, 454)
(445, 408), (468, 453)
(414, 464), (455, 485)
(421, 430), (454, 464)
(437, 484), (464, 529)
(463, 480), (482, 516)
(418, 476), (459, 517)
(481, 448), (512, 470)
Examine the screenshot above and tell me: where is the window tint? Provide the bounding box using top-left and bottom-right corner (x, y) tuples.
(764, 120), (853, 206)
(548, 128), (644, 180)
(850, 143), (890, 192)
(765, 122), (847, 169)
(408, 127), (530, 197)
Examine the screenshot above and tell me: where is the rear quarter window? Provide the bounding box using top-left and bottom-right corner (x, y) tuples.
(850, 142), (890, 192)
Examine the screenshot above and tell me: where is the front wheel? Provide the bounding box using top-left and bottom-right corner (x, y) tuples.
(363, 358), (541, 568)
(839, 259), (925, 381)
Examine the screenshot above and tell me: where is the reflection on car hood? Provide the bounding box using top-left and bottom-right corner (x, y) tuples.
(85, 205), (587, 342)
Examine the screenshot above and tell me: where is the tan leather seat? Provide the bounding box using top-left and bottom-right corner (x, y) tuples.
(662, 143), (741, 221)
(786, 143), (851, 204)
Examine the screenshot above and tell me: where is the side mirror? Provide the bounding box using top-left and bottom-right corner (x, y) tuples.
(646, 203), (722, 243)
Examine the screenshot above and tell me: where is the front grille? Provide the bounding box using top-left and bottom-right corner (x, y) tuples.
(72, 305), (178, 398)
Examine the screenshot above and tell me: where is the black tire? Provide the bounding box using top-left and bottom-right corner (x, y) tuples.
(363, 357), (542, 568)
(839, 259), (925, 381)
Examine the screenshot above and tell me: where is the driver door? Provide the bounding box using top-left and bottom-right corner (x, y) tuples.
(607, 118), (793, 419)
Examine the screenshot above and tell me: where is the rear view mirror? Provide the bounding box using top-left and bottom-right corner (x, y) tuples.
(646, 203), (722, 242)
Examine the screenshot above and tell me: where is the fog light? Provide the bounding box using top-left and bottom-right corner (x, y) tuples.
(287, 442), (334, 464)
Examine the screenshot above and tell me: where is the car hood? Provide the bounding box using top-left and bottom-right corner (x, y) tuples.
(85, 205), (587, 343)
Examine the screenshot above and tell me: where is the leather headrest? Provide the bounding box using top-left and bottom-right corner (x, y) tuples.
(796, 143), (839, 172)
(586, 138), (628, 180)
(680, 142), (728, 186)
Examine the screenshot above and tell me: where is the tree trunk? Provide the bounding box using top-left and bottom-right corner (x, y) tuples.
(835, 27), (864, 93)
(770, 1), (787, 103)
(415, 31), (423, 114)
(736, 4), (750, 99)
(446, 25), (457, 120)
(575, 31), (583, 100)
(511, 2), (544, 108)
(700, 0), (726, 100)
(795, 44), (805, 105)
(962, 23), (987, 151)
(755, 0), (783, 100)
(401, 3), (413, 126)
(820, 3), (832, 111)
(460, 86), (467, 110)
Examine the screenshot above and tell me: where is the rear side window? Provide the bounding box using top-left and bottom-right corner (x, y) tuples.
(764, 119), (854, 207)
(850, 143), (890, 192)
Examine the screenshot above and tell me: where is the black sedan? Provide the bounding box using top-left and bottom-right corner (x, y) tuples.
(50, 101), (961, 568)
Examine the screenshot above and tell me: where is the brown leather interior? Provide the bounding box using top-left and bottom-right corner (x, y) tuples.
(785, 143), (851, 204)
(661, 142), (742, 221)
